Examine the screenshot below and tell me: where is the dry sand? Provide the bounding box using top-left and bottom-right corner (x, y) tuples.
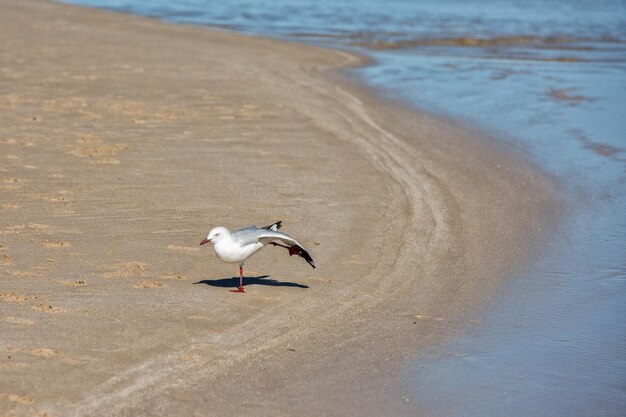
(0, 0), (559, 416)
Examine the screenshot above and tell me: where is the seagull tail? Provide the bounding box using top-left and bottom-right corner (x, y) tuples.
(263, 221), (282, 231)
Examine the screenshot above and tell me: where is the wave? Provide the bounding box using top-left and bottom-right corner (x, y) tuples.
(352, 35), (592, 50)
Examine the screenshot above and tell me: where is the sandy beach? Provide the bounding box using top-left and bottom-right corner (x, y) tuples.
(0, 0), (559, 416)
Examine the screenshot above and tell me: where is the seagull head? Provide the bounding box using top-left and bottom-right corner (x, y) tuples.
(200, 226), (229, 246)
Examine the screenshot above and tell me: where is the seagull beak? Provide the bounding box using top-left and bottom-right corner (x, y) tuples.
(199, 238), (210, 246)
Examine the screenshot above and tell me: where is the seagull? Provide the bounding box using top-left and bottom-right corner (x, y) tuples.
(199, 221), (315, 293)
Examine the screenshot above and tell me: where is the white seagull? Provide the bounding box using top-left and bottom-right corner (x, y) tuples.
(199, 221), (315, 293)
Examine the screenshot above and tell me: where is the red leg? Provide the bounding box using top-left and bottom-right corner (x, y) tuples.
(229, 265), (245, 293)
(270, 242), (301, 256)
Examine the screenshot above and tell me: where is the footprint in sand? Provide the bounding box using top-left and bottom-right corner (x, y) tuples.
(62, 279), (85, 287)
(162, 272), (186, 280)
(167, 244), (199, 253)
(30, 348), (58, 358)
(1, 253), (11, 265)
(1, 292), (65, 312)
(7, 346), (78, 365)
(1, 177), (21, 191)
(9, 269), (40, 278)
(2, 224), (51, 236)
(41, 239), (71, 248)
(69, 134), (128, 165)
(40, 194), (69, 203)
(4, 316), (35, 326)
(1, 292), (30, 304)
(29, 223), (51, 232)
(1, 362), (28, 370)
(101, 261), (147, 278)
(32, 304), (66, 313)
(133, 280), (165, 289)
(26, 193), (70, 203)
(0, 393), (35, 405)
(345, 255), (366, 265)
(2, 225), (25, 235)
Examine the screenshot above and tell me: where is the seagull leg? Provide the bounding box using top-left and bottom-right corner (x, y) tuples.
(270, 241), (300, 256)
(229, 263), (245, 293)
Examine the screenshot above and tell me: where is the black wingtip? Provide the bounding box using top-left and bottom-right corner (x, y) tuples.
(263, 221), (282, 231)
(300, 248), (316, 269)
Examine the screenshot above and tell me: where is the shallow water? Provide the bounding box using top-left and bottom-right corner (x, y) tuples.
(405, 194), (626, 416)
(61, 0), (626, 415)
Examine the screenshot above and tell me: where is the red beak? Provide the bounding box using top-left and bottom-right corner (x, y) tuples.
(200, 238), (210, 246)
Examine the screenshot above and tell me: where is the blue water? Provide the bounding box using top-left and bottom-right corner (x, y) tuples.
(61, 1), (626, 415)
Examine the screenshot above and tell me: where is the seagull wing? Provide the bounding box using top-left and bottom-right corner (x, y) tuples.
(236, 221), (281, 234)
(234, 229), (315, 268)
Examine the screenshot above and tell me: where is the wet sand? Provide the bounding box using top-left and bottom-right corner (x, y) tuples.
(0, 0), (559, 416)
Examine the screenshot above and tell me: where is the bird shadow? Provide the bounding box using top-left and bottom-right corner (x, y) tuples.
(193, 275), (309, 289)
